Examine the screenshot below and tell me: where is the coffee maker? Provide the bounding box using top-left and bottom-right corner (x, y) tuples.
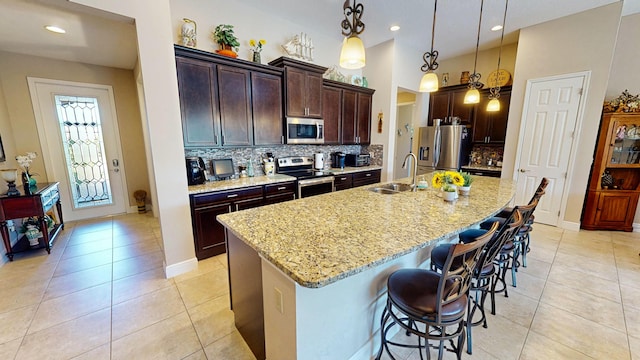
(186, 157), (206, 185)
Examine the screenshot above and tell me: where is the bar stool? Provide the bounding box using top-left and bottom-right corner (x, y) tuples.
(375, 225), (496, 360)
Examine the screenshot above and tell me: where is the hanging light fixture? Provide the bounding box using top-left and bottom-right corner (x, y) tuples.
(487, 0), (509, 112)
(340, 0), (366, 69)
(464, 0), (484, 104)
(419, 0), (439, 92)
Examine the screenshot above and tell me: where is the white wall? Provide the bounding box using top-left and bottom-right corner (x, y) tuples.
(503, 3), (622, 225)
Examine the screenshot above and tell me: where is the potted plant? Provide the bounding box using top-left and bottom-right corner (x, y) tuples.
(442, 184), (458, 202)
(459, 172), (474, 196)
(213, 24), (240, 56)
(432, 170), (464, 201)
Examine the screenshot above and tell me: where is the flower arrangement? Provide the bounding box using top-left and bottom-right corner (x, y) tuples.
(461, 172), (474, 187)
(16, 152), (37, 176)
(249, 39), (266, 53)
(432, 170), (464, 192)
(604, 90), (640, 113)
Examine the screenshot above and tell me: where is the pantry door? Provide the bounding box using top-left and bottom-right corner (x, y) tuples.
(514, 72), (588, 226)
(28, 77), (128, 221)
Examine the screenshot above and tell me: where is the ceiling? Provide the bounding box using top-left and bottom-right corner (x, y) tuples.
(0, 0), (638, 70)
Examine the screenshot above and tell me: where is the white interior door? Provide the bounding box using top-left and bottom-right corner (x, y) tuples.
(28, 78), (127, 221)
(515, 73), (588, 225)
(394, 104), (415, 179)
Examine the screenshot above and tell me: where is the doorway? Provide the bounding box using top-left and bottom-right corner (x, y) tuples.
(394, 104), (416, 179)
(514, 72), (589, 226)
(28, 78), (128, 221)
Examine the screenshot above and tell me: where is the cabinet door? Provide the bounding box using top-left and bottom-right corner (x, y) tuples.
(306, 73), (323, 117)
(176, 57), (220, 147)
(251, 72), (283, 145)
(594, 191), (637, 229)
(450, 88), (474, 124)
(322, 86), (341, 144)
(341, 90), (357, 144)
(234, 197), (264, 211)
(473, 92), (491, 143)
(352, 169), (381, 187)
(217, 65), (252, 146)
(429, 91), (450, 123)
(608, 118), (640, 167)
(264, 182), (296, 204)
(356, 92), (372, 145)
(285, 67), (306, 117)
(487, 91), (510, 143)
(192, 202), (231, 259)
(334, 174), (353, 191)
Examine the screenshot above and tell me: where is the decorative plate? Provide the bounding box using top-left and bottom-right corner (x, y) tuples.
(487, 69), (511, 88)
(350, 75), (363, 86)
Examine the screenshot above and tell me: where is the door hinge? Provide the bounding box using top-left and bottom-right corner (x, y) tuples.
(563, 172), (567, 178)
(578, 88), (583, 96)
(558, 210), (560, 216)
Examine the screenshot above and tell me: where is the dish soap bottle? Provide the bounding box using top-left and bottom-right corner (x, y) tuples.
(247, 159), (254, 177)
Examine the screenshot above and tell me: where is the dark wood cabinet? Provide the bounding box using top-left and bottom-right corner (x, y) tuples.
(323, 80), (375, 145)
(269, 57), (326, 118)
(352, 169), (381, 188)
(251, 72), (284, 145)
(190, 187), (264, 259)
(582, 113), (640, 231)
(175, 45), (284, 148)
(428, 84), (474, 125)
(473, 88), (511, 143)
(322, 85), (342, 144)
(218, 65), (253, 146)
(334, 173), (353, 191)
(263, 181), (296, 205)
(176, 57), (220, 147)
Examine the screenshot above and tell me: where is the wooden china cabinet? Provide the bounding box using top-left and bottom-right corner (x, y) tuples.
(582, 112), (640, 231)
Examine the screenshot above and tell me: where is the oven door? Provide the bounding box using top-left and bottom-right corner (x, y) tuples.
(297, 176), (334, 198)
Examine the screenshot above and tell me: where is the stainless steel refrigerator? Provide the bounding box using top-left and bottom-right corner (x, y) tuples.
(418, 124), (469, 171)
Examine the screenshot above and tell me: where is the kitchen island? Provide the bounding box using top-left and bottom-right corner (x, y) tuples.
(217, 176), (515, 360)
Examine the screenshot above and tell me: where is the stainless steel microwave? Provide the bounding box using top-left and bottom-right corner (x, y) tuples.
(286, 118), (324, 144)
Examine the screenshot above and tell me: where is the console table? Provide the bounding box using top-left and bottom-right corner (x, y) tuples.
(0, 182), (64, 261)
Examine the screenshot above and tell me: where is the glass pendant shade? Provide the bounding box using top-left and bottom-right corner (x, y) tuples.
(464, 88), (480, 104)
(486, 98), (501, 112)
(419, 72), (439, 92)
(340, 36), (366, 69)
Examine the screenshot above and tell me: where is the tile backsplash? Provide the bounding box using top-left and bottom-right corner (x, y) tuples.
(185, 144), (383, 179)
(469, 144), (504, 166)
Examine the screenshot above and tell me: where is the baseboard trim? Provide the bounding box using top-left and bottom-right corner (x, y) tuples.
(633, 223), (640, 233)
(560, 221), (580, 232)
(164, 257), (198, 279)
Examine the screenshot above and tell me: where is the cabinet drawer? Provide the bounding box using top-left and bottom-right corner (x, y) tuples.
(191, 186), (264, 207)
(352, 169), (381, 187)
(264, 182), (296, 196)
(334, 174), (353, 191)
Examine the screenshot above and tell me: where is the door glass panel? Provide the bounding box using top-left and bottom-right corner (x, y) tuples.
(54, 95), (113, 209)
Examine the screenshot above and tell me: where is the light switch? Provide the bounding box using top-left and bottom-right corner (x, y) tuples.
(274, 287), (284, 314)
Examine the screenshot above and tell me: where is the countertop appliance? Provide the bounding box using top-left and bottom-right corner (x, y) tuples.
(345, 153), (370, 167)
(331, 152), (346, 169)
(276, 156), (334, 198)
(314, 152), (325, 170)
(212, 158), (235, 180)
(286, 118), (324, 144)
(186, 157), (206, 185)
(418, 124), (470, 171)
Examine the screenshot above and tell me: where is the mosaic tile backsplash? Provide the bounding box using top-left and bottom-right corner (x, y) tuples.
(185, 144), (384, 179)
(469, 144), (504, 166)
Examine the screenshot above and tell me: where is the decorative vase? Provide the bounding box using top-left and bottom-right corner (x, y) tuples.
(21, 172), (31, 195)
(458, 186), (471, 196)
(253, 52), (261, 64)
(460, 71), (470, 84)
(443, 190), (457, 202)
(180, 18), (197, 47)
(25, 227), (40, 246)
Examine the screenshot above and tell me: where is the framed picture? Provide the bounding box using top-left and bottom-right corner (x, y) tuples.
(0, 135), (5, 162)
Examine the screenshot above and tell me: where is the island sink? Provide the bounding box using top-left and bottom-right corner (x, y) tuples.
(369, 182), (414, 194)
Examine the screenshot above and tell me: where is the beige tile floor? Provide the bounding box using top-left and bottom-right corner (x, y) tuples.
(0, 213), (638, 359)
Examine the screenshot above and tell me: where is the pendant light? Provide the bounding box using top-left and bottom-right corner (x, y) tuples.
(340, 0), (366, 69)
(464, 0), (484, 104)
(419, 0), (439, 93)
(487, 0), (509, 112)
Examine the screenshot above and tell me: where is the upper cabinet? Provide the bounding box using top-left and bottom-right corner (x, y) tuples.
(428, 84), (475, 126)
(473, 87), (511, 144)
(322, 80), (375, 145)
(175, 45), (284, 148)
(269, 57), (326, 118)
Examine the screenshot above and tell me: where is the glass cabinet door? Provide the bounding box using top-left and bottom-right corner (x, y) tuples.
(609, 120), (640, 166)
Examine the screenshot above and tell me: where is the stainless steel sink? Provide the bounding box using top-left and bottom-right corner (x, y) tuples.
(369, 182), (414, 194)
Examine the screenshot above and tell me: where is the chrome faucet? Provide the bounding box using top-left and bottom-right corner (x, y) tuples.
(402, 152), (418, 192)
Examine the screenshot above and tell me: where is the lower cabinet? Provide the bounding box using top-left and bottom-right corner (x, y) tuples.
(582, 190), (639, 232)
(334, 174), (353, 191)
(190, 181), (297, 260)
(352, 169), (382, 188)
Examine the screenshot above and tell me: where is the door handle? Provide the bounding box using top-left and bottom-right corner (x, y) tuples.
(519, 169), (528, 173)
(112, 159), (119, 167)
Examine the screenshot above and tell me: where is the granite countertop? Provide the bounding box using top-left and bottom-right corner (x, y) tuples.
(188, 174), (296, 194)
(462, 165), (503, 172)
(187, 166), (383, 194)
(217, 176), (516, 288)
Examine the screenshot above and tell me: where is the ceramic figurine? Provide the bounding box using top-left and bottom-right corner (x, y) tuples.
(181, 18), (197, 47)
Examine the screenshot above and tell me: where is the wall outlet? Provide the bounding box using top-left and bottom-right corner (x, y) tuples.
(274, 287), (284, 314)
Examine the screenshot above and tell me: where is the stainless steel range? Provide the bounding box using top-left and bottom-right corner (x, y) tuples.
(276, 156), (335, 198)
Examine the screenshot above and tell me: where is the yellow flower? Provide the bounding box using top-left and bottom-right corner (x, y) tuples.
(446, 171), (465, 186)
(250, 38), (266, 53)
(249, 39), (256, 47)
(431, 172), (445, 189)
(432, 170), (464, 188)
(259, 39), (266, 45)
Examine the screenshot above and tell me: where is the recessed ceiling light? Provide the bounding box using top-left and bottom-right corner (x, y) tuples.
(491, 25), (503, 32)
(45, 25), (66, 34)
(390, 25), (400, 32)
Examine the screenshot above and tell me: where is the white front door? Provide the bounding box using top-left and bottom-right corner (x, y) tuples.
(515, 73), (588, 226)
(28, 78), (128, 221)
